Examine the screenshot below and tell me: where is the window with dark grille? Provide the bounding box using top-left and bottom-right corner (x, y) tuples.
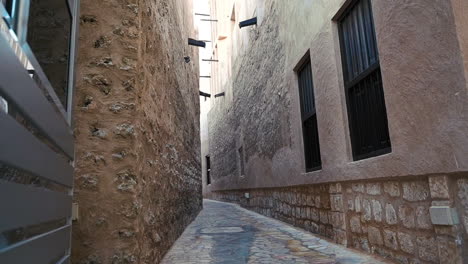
(238, 146), (245, 176)
(27, 0), (72, 108)
(297, 56), (322, 172)
(206, 155), (211, 185)
(338, 0), (391, 160)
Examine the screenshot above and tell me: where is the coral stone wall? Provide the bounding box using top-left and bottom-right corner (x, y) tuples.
(72, 0), (202, 263)
(211, 174), (468, 263)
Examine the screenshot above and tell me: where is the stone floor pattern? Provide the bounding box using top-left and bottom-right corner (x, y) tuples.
(161, 199), (388, 264)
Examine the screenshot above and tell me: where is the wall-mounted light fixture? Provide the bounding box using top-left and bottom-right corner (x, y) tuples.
(239, 17), (257, 28)
(188, 38), (206, 48)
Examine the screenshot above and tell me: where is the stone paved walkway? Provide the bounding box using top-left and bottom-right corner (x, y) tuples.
(161, 200), (388, 264)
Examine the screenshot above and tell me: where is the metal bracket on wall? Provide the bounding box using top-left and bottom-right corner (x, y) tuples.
(239, 17), (257, 28)
(199, 91), (211, 98)
(188, 38), (206, 48)
(214, 92), (225, 98)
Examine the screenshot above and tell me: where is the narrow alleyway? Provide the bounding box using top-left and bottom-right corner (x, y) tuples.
(162, 200), (387, 264)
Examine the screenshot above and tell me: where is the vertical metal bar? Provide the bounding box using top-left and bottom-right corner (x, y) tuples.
(67, 0), (80, 125)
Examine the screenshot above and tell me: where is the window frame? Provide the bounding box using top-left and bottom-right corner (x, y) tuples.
(295, 52), (322, 172)
(337, 0), (392, 161)
(206, 155), (211, 185)
(0, 0), (79, 125)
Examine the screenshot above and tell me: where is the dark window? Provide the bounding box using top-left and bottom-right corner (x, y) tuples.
(238, 146), (245, 176)
(206, 155), (211, 185)
(338, 0), (391, 160)
(3, 0), (19, 30)
(27, 0), (72, 108)
(297, 57), (322, 172)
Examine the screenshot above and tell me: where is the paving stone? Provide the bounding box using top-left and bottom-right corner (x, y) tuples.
(161, 200), (386, 264)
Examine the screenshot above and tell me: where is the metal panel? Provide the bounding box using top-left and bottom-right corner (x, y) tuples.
(0, 181), (72, 232)
(0, 225), (71, 264)
(0, 33), (74, 158)
(0, 112), (74, 187)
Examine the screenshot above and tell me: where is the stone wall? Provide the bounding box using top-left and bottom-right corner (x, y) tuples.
(210, 174), (468, 263)
(72, 0), (202, 263)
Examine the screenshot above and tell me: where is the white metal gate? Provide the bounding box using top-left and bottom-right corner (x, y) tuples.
(0, 0), (79, 263)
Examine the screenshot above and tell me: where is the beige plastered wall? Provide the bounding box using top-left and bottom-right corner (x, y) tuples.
(206, 0), (468, 192)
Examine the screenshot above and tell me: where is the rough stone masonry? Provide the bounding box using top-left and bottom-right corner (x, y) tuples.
(72, 0), (202, 263)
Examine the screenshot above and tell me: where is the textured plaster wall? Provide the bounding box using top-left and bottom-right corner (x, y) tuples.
(451, 0), (468, 92)
(207, 0), (468, 191)
(72, 0), (202, 263)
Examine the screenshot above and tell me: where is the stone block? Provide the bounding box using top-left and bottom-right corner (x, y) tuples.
(368, 226), (383, 246)
(352, 183), (365, 193)
(416, 236), (439, 262)
(330, 194), (343, 212)
(366, 183), (381, 195)
(429, 175), (450, 199)
(458, 178), (468, 209)
(437, 236), (462, 264)
(398, 205), (415, 228)
(402, 181), (429, 201)
(372, 200), (382, 222)
(330, 212), (345, 229)
(334, 229), (347, 245)
(398, 232), (415, 254)
(319, 210), (329, 224)
(350, 216), (361, 233)
(329, 183), (342, 194)
(348, 199), (355, 211)
(383, 230), (398, 250)
(355, 195), (362, 213)
(310, 208), (319, 222)
(385, 203), (397, 225)
(416, 206), (432, 229)
(383, 181), (400, 197)
(315, 196), (321, 208)
(362, 199), (372, 222)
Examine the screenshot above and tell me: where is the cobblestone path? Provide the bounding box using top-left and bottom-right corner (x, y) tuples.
(161, 200), (387, 264)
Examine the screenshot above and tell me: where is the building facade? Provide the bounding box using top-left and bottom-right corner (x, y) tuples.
(202, 0), (468, 263)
